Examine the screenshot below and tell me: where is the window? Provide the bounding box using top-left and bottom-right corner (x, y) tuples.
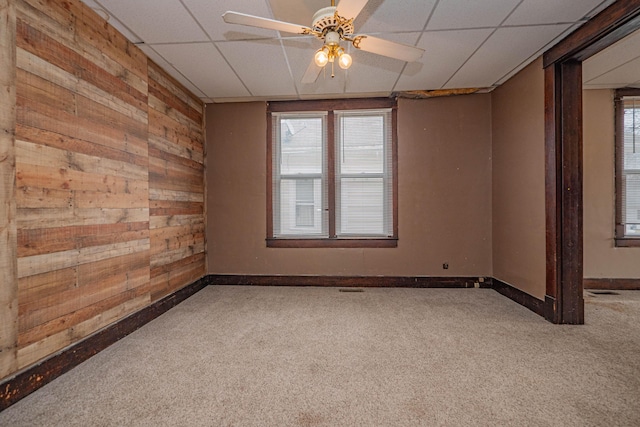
(615, 89), (640, 246)
(267, 98), (397, 248)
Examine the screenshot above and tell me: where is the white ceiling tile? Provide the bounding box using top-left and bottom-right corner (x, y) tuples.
(183, 0), (278, 41)
(152, 43), (250, 99)
(345, 33), (418, 93)
(344, 52), (400, 94)
(216, 39), (298, 97)
(445, 24), (570, 89)
(356, 0), (436, 33)
(269, 0), (326, 28)
(394, 29), (493, 91)
(98, 0), (208, 43)
(137, 44), (206, 98)
(427, 0), (521, 30)
(504, 0), (605, 26)
(584, 0), (617, 19)
(586, 56), (640, 88)
(583, 30), (640, 83)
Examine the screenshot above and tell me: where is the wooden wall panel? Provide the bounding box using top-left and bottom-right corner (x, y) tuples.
(3, 0), (205, 377)
(0, 0), (18, 380)
(14, 0), (150, 370)
(147, 61), (205, 301)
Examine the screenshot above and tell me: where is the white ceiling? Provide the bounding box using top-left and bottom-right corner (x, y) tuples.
(583, 27), (640, 90)
(80, 0), (619, 103)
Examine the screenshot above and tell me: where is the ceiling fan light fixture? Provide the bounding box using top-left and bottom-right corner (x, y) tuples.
(223, 0), (425, 84)
(315, 47), (330, 67)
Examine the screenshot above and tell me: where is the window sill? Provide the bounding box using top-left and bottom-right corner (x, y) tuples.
(266, 238), (398, 248)
(615, 237), (640, 247)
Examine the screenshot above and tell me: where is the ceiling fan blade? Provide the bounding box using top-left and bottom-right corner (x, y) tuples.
(222, 11), (312, 35)
(301, 58), (322, 84)
(336, 0), (369, 19)
(354, 35), (424, 62)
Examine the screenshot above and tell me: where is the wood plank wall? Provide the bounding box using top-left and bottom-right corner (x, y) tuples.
(0, 0), (19, 380)
(6, 0), (205, 377)
(148, 62), (205, 301)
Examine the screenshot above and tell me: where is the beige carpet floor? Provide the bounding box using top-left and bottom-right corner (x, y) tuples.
(1, 286), (639, 426)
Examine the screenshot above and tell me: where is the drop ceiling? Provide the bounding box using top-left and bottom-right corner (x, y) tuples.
(80, 0), (617, 103)
(583, 27), (640, 90)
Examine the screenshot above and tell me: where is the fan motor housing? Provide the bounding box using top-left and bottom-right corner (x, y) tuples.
(312, 6), (355, 36)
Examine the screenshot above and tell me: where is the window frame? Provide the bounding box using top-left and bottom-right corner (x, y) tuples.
(267, 98), (398, 248)
(614, 88), (640, 247)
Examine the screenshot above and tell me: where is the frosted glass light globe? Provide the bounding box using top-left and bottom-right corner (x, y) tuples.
(338, 53), (352, 69)
(315, 49), (329, 67)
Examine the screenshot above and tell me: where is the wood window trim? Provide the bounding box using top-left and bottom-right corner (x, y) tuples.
(266, 98), (398, 248)
(614, 88), (640, 247)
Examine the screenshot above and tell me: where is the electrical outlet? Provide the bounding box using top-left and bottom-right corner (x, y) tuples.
(443, 262), (449, 270)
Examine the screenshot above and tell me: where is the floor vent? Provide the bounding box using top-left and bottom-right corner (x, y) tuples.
(588, 290), (620, 296)
(339, 289), (364, 292)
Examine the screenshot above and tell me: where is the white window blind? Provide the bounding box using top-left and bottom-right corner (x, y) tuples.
(335, 109), (393, 236)
(622, 97), (640, 236)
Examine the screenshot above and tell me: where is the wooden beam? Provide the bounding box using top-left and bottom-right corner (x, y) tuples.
(544, 60), (584, 325)
(0, 0), (18, 380)
(543, 0), (640, 66)
(544, 65), (560, 323)
(558, 60), (584, 324)
(543, 1), (640, 324)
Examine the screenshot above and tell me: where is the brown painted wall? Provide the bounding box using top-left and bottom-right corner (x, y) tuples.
(491, 58), (546, 299)
(583, 89), (640, 278)
(1, 0), (205, 382)
(206, 96), (492, 277)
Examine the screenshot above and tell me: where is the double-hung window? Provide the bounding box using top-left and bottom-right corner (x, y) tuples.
(615, 89), (640, 246)
(267, 98), (397, 248)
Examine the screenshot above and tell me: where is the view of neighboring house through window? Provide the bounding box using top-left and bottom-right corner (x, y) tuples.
(275, 114), (327, 236)
(268, 99), (397, 248)
(616, 91), (640, 243)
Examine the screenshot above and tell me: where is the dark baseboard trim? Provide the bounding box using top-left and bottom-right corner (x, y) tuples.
(0, 276), (211, 412)
(491, 278), (545, 317)
(208, 274), (492, 288)
(584, 278), (640, 290)
(207, 275), (548, 316)
(545, 295), (558, 324)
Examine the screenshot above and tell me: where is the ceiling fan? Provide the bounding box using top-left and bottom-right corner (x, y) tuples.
(222, 0), (424, 83)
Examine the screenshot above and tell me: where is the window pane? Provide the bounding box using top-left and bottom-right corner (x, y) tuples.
(338, 115), (384, 174)
(338, 178), (386, 235)
(277, 178), (325, 236)
(624, 173), (640, 236)
(623, 100), (640, 237)
(296, 179), (315, 227)
(280, 118), (323, 175)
